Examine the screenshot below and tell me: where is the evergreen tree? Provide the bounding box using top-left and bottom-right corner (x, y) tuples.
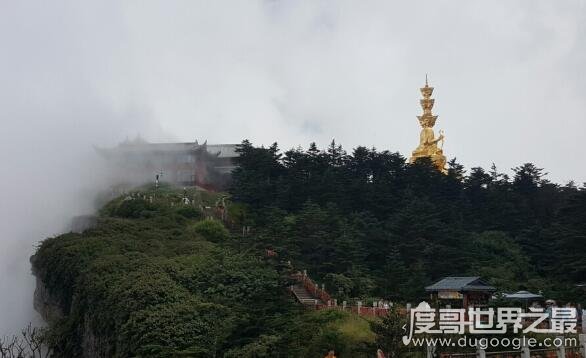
(370, 307), (410, 358)
(230, 140), (586, 303)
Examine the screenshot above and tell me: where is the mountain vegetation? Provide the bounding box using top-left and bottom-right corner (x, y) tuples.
(229, 140), (586, 303)
(31, 185), (374, 357)
(29, 139), (586, 357)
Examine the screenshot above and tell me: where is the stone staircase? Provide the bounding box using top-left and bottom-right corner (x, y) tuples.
(291, 284), (324, 305)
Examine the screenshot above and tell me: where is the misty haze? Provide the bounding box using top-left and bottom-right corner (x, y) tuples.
(1, 1), (585, 357)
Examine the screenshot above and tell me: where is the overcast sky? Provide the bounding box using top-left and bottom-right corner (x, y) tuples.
(0, 0), (585, 335)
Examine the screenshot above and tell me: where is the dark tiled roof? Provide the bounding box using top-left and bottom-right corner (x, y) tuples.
(425, 276), (496, 292)
(105, 140), (239, 158)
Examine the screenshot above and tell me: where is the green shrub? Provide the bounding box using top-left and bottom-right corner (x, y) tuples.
(224, 335), (280, 358)
(111, 198), (157, 219)
(175, 206), (202, 219)
(32, 187), (296, 357)
(189, 220), (229, 242)
(120, 299), (235, 357)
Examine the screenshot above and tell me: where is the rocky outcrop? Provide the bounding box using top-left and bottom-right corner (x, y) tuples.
(33, 273), (64, 323)
(31, 256), (110, 357)
(31, 215), (96, 322)
(80, 315), (112, 358)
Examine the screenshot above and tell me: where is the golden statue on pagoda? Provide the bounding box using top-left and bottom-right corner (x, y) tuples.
(409, 76), (447, 173)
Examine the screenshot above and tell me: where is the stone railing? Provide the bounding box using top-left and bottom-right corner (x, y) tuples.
(292, 270), (407, 318)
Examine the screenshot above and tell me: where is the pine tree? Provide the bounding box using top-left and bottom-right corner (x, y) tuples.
(370, 307), (410, 358)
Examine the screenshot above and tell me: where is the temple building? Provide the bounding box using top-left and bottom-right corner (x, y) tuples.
(409, 77), (447, 173)
(426, 276), (496, 310)
(98, 137), (238, 190)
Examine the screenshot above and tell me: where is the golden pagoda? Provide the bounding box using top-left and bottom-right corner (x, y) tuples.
(409, 76), (447, 173)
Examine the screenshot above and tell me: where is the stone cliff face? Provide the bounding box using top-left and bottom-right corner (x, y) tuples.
(32, 270), (64, 323)
(32, 215), (96, 322)
(30, 227), (111, 358)
(31, 252), (110, 358)
(80, 315), (111, 358)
